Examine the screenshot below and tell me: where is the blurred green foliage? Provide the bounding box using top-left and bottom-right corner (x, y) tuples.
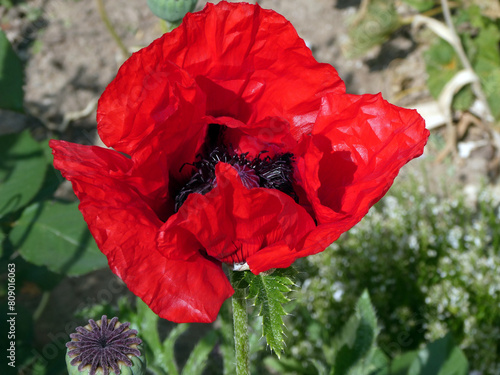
(425, 37), (475, 111)
(265, 291), (468, 375)
(402, 0), (437, 13)
(0, 129), (106, 276)
(11, 201), (108, 275)
(0, 0), (27, 8)
(0, 29), (24, 112)
(0, 131), (46, 218)
(425, 5), (500, 119)
(345, 0), (401, 58)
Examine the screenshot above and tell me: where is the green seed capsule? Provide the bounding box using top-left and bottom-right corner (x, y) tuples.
(66, 350), (147, 375)
(147, 0), (198, 23)
(66, 316), (146, 375)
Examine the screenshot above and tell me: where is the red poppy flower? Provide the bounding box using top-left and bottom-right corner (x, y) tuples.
(50, 1), (429, 323)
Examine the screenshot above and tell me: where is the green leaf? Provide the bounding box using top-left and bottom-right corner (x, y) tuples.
(0, 0), (14, 9)
(10, 200), (107, 276)
(377, 333), (468, 375)
(424, 38), (474, 111)
(472, 24), (500, 66)
(400, 0), (436, 12)
(0, 131), (47, 220)
(0, 29), (24, 112)
(182, 330), (218, 375)
(265, 355), (326, 375)
(470, 23), (500, 119)
(30, 164), (63, 204)
(345, 0), (401, 58)
(331, 290), (381, 375)
(368, 348), (390, 374)
(244, 268), (295, 356)
(133, 299), (167, 375)
(417, 333), (468, 375)
(162, 324), (189, 375)
(438, 346), (468, 375)
(375, 351), (419, 375)
(264, 355), (325, 375)
(135, 298), (162, 354)
(135, 298), (214, 375)
(480, 67), (500, 119)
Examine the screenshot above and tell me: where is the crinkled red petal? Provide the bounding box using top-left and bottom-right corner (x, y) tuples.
(97, 1), (345, 192)
(296, 93), (429, 254)
(97, 57), (208, 184)
(50, 140), (233, 323)
(158, 162), (315, 274)
(207, 115), (297, 157)
(174, 2), (345, 129)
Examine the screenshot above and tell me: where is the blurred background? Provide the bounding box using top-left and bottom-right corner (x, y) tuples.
(1, 0), (499, 374)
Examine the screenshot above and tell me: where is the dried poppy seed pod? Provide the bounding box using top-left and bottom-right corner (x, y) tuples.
(66, 315), (146, 375)
(147, 0), (198, 23)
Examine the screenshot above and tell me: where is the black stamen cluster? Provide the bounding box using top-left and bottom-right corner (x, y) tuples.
(66, 316), (142, 375)
(175, 146), (297, 211)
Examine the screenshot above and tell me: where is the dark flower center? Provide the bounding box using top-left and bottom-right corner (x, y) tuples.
(66, 316), (142, 375)
(175, 145), (297, 212)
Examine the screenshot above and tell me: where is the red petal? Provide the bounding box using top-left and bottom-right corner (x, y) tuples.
(159, 162), (315, 274)
(50, 140), (233, 323)
(97, 57), (207, 169)
(154, 2), (344, 138)
(97, 1), (345, 183)
(296, 93), (429, 253)
(246, 242), (305, 275)
(207, 115), (297, 157)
